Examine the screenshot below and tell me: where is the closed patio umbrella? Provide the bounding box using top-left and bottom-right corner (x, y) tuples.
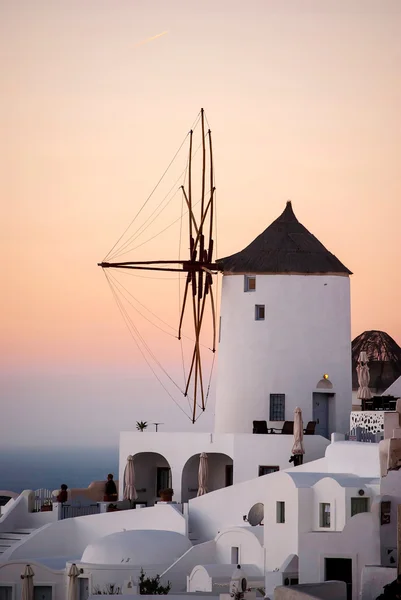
(21, 565), (34, 600)
(291, 407), (305, 465)
(197, 452), (208, 496)
(357, 351), (372, 401)
(67, 564), (80, 600)
(123, 455), (138, 502)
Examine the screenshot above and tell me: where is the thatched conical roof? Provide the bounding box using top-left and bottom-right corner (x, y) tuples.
(217, 201), (351, 275)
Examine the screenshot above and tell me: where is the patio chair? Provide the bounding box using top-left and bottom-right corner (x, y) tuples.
(270, 421), (294, 434)
(253, 420), (269, 434)
(303, 421), (316, 435)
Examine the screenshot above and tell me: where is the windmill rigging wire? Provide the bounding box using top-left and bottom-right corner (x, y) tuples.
(108, 136), (207, 261)
(106, 112), (202, 262)
(104, 271), (193, 420)
(104, 271), (192, 420)
(103, 131), (191, 262)
(107, 271), (177, 337)
(101, 109), (216, 423)
(109, 268), (212, 349)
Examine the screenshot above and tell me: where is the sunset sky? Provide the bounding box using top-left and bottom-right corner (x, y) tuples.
(1, 0), (400, 448)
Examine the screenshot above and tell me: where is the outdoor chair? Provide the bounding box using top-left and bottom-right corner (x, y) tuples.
(269, 421), (294, 434)
(303, 421), (316, 435)
(253, 420), (269, 434)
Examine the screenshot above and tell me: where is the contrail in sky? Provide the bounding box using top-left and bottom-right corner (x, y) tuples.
(135, 31), (168, 48)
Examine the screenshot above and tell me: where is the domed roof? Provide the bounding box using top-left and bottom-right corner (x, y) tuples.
(217, 201), (351, 275)
(351, 330), (401, 393)
(81, 530), (192, 565)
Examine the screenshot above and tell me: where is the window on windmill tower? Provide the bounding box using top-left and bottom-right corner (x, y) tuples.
(244, 275), (256, 292)
(270, 394), (285, 421)
(255, 304), (265, 320)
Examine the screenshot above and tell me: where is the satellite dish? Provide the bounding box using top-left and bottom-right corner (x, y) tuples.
(247, 502), (264, 526)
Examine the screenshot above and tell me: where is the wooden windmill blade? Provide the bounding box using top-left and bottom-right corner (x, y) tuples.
(98, 109), (218, 423)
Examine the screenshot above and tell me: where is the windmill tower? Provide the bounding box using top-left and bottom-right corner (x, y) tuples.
(214, 201), (352, 437)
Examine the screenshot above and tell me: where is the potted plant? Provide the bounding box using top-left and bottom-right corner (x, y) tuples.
(136, 421), (148, 432)
(41, 499), (53, 512)
(159, 488), (174, 502)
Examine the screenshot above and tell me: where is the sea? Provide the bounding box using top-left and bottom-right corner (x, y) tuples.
(0, 447), (119, 493)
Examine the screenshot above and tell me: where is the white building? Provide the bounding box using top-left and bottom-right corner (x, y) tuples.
(118, 201), (353, 507)
(2, 436), (400, 600)
(215, 201), (352, 437)
(6, 202), (397, 600)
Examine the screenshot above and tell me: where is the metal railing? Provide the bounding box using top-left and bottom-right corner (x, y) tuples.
(61, 504), (100, 519)
(345, 427), (382, 443)
(34, 488), (53, 512)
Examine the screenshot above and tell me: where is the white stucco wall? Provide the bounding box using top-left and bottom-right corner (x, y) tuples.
(325, 442), (380, 477)
(5, 504), (186, 561)
(360, 566), (397, 600)
(160, 540), (216, 592)
(119, 431), (330, 504)
(215, 528), (264, 567)
(215, 274), (352, 435)
(299, 512), (381, 600)
(187, 475), (269, 543)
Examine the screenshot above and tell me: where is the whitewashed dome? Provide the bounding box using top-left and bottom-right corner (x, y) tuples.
(81, 530), (192, 565)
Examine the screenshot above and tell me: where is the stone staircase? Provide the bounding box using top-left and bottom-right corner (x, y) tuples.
(0, 529), (36, 557)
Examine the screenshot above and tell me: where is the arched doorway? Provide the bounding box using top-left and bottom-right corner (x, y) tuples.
(132, 452), (171, 507)
(181, 453), (233, 503)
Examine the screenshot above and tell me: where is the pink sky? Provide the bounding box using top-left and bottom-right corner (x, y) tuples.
(1, 0), (400, 447)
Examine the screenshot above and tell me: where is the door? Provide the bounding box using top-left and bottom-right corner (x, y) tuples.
(325, 558), (352, 600)
(34, 587), (52, 600)
(156, 467), (171, 495)
(313, 393), (329, 438)
(0, 587), (12, 600)
(225, 464), (233, 487)
(79, 578), (89, 600)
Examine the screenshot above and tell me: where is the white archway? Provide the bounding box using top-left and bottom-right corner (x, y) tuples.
(132, 452), (172, 507)
(181, 453), (233, 503)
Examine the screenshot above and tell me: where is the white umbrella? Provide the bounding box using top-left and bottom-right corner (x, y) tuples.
(123, 455), (138, 501)
(67, 564), (80, 600)
(21, 565), (34, 600)
(357, 351), (372, 400)
(292, 407), (305, 456)
(197, 452), (208, 496)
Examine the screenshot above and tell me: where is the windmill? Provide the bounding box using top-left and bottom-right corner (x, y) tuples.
(98, 109), (218, 423)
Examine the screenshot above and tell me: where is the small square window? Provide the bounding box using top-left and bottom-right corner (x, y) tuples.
(255, 305), (265, 320)
(276, 501), (285, 523)
(244, 276), (256, 292)
(270, 394), (285, 421)
(320, 503), (331, 527)
(259, 465), (279, 476)
(351, 497), (369, 517)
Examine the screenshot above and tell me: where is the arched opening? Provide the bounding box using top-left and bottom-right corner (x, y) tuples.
(181, 453), (233, 503)
(132, 452), (171, 507)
